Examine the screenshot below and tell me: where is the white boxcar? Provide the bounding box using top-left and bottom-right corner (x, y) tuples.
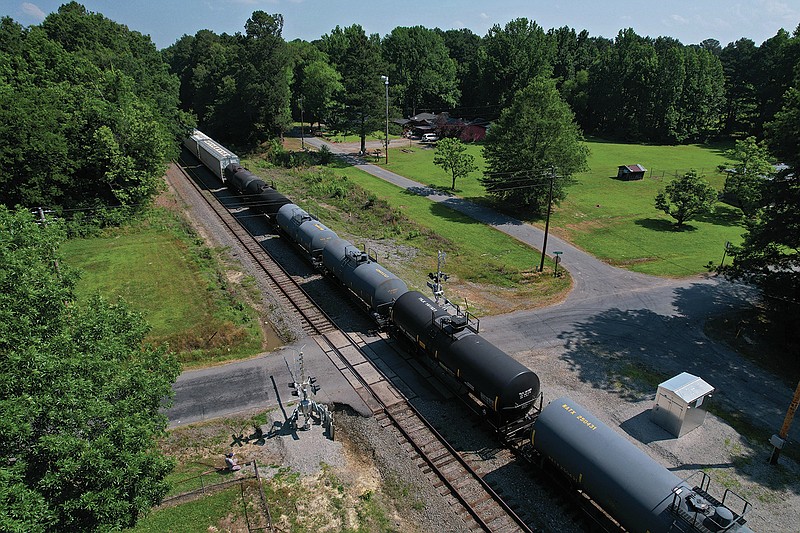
(183, 129), (210, 159)
(183, 130), (239, 182)
(197, 138), (239, 182)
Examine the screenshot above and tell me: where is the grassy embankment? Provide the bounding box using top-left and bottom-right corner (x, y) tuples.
(377, 138), (741, 277)
(61, 207), (271, 368)
(243, 154), (571, 316)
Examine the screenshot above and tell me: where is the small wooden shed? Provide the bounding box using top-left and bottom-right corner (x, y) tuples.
(617, 164), (647, 180)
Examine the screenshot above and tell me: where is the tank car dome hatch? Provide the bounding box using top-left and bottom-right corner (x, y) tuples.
(440, 314), (468, 332)
(711, 506), (734, 529)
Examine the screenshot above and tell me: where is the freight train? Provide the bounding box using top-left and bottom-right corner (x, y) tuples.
(182, 130), (756, 533)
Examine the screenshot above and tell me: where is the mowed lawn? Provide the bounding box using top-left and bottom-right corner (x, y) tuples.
(61, 223), (263, 365)
(378, 139), (742, 276)
(63, 228), (204, 336)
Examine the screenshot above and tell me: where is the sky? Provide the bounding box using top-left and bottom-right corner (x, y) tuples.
(3, 0), (799, 50)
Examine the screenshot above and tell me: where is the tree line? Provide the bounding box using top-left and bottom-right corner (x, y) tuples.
(166, 18), (800, 147)
(0, 2), (187, 226)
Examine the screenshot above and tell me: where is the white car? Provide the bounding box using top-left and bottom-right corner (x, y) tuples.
(421, 133), (439, 143)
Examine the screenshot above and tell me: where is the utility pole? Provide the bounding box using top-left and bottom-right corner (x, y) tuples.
(538, 168), (556, 272)
(769, 379), (800, 464)
(719, 241), (731, 269)
(36, 207), (60, 275)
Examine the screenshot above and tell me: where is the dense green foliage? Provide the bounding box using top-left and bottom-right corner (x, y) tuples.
(382, 26), (459, 116)
(163, 12), (290, 147)
(161, 13), (800, 147)
(0, 3), (182, 217)
(654, 170), (718, 227)
(317, 25), (387, 154)
(589, 31), (726, 142)
(481, 77), (588, 213)
(724, 84), (800, 315)
(0, 207), (180, 532)
(288, 40), (343, 132)
(721, 137), (774, 217)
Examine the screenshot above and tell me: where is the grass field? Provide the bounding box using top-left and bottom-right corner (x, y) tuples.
(374, 138), (742, 277)
(61, 208), (268, 367)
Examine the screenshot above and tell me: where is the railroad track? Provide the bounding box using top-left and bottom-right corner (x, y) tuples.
(173, 161), (336, 336)
(169, 159), (535, 532)
(315, 331), (534, 533)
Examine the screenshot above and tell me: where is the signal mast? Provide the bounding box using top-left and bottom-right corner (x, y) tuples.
(285, 348), (334, 439)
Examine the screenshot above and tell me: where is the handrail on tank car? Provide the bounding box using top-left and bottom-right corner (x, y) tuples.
(696, 471), (751, 521)
(434, 302), (480, 334)
(669, 472), (751, 530)
(721, 487), (751, 522)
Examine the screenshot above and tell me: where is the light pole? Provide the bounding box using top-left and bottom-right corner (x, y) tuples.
(380, 75), (389, 164)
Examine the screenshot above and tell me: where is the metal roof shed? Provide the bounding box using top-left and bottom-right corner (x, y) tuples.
(651, 372), (714, 438)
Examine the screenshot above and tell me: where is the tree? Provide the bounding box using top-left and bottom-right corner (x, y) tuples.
(722, 136), (774, 217)
(300, 59), (343, 132)
(241, 12), (291, 141)
(677, 46), (725, 141)
(588, 29), (658, 139)
(0, 9), (179, 218)
(479, 18), (555, 111)
(41, 2), (184, 139)
(433, 138), (478, 190)
(654, 170), (718, 228)
(723, 85), (800, 309)
(480, 76), (588, 213)
(163, 30), (237, 131)
(439, 28), (483, 113)
(287, 40), (340, 131)
(318, 25), (385, 155)
(720, 38), (759, 135)
(381, 26), (459, 116)
(0, 207), (180, 532)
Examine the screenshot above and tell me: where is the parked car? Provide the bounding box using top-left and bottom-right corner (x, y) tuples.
(421, 133), (439, 143)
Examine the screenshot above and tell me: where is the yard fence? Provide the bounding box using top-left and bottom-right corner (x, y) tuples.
(644, 167), (723, 181)
(159, 460), (274, 533)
